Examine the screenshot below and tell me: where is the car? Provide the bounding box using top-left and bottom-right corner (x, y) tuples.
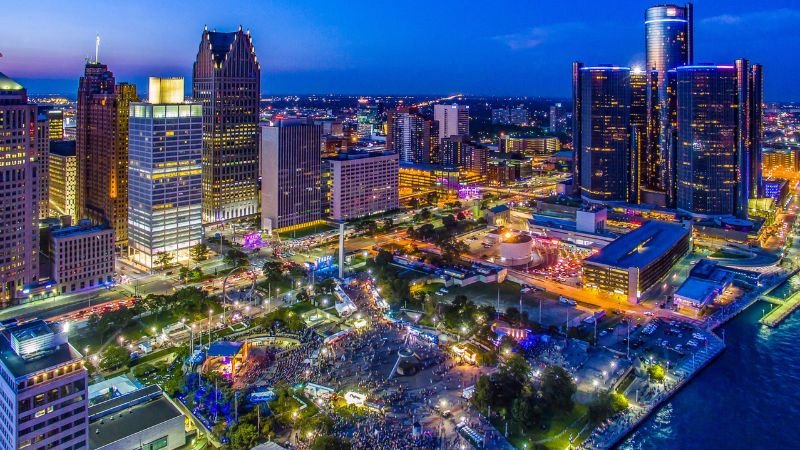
(644, 311), (655, 317)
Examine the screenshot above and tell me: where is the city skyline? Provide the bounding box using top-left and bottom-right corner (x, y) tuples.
(2, 0), (800, 100)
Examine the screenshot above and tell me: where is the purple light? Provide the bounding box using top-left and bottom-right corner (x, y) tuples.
(242, 232), (263, 249)
(458, 184), (481, 200)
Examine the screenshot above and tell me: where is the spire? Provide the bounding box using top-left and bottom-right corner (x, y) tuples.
(95, 33), (100, 63)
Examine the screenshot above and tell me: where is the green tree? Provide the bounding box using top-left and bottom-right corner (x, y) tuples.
(375, 249), (393, 267)
(540, 365), (576, 413)
(229, 423), (259, 450)
(648, 364), (666, 382)
(154, 251), (174, 271)
(588, 391), (629, 424)
(262, 261), (285, 283)
(189, 243), (211, 262)
(224, 249), (249, 268)
(311, 436), (352, 450)
(100, 345), (130, 371)
(179, 266), (190, 282)
(503, 354), (531, 383)
(471, 375), (494, 413)
(383, 217), (394, 232)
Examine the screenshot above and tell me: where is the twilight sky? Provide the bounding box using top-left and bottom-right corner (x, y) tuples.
(2, 0), (799, 100)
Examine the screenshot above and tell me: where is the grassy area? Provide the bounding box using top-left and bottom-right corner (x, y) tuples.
(503, 403), (589, 450)
(710, 249), (750, 259)
(288, 301), (316, 315)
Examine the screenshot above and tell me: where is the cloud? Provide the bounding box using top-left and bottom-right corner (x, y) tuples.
(702, 8), (800, 27)
(493, 22), (586, 50)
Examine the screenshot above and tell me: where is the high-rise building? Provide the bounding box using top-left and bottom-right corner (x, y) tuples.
(47, 109), (64, 141)
(629, 68), (659, 201)
(325, 150), (399, 221)
(49, 141), (78, 221)
(76, 62), (138, 247)
(574, 66), (632, 203)
(434, 104), (469, 142)
(646, 3), (693, 192)
(357, 103), (380, 138)
(509, 108), (528, 125)
(34, 111), (50, 219)
(491, 108), (510, 125)
(0, 319), (88, 450)
(550, 103), (566, 133)
(386, 107), (436, 164)
(260, 118), (323, 232)
(0, 73), (39, 306)
(571, 62), (584, 195)
(128, 77), (203, 269)
(193, 26), (261, 224)
(675, 63), (763, 218)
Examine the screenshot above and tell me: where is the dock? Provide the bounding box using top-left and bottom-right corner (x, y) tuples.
(760, 290), (800, 327)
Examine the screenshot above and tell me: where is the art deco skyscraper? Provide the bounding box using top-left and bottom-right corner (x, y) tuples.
(674, 62), (763, 219)
(193, 26), (261, 224)
(0, 73), (39, 306)
(76, 62), (138, 246)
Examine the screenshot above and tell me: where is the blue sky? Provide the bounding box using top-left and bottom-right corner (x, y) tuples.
(2, 0), (799, 100)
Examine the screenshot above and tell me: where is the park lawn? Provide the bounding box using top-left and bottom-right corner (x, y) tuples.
(289, 301), (316, 315)
(504, 403), (589, 450)
(440, 280), (522, 305)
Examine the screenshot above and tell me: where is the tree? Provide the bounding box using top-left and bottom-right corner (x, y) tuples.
(262, 261), (285, 283)
(179, 266), (190, 283)
(648, 364), (666, 382)
(311, 436), (352, 450)
(383, 217), (394, 232)
(224, 249), (249, 268)
(442, 214), (457, 229)
(540, 365), (576, 413)
(100, 345), (130, 371)
(588, 391), (629, 424)
(154, 251), (174, 271)
(189, 243), (211, 262)
(471, 375), (494, 413)
(228, 423), (259, 450)
(503, 354), (531, 384)
(375, 249), (393, 267)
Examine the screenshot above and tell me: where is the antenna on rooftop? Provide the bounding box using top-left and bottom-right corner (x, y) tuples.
(95, 34), (100, 63)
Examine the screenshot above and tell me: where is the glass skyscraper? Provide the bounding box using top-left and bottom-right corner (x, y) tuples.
(575, 66), (632, 203)
(128, 78), (203, 269)
(645, 3), (693, 195)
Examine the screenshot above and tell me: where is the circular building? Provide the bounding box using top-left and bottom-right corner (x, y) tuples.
(499, 234), (533, 266)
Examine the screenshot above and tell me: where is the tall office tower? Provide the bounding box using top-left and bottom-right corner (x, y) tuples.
(128, 78), (203, 269)
(675, 63), (763, 218)
(76, 62), (138, 246)
(357, 103), (379, 138)
(509, 108), (528, 125)
(34, 111), (50, 219)
(549, 103), (565, 133)
(193, 26), (261, 224)
(386, 107), (434, 164)
(630, 68), (659, 197)
(0, 319), (89, 450)
(575, 66), (631, 203)
(0, 74), (39, 306)
(571, 62), (584, 195)
(261, 118), (323, 233)
(49, 141), (78, 221)
(440, 135), (469, 168)
(47, 109), (64, 140)
(433, 104), (469, 142)
(646, 3), (693, 191)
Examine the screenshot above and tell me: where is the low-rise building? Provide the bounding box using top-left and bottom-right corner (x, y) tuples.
(583, 221), (691, 303)
(325, 150), (399, 221)
(88, 385), (185, 450)
(49, 222), (115, 295)
(499, 135), (560, 156)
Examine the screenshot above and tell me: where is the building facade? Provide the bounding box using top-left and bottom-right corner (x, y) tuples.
(386, 107), (436, 165)
(50, 223), (115, 294)
(0, 73), (40, 307)
(128, 78), (203, 269)
(499, 135), (561, 156)
(0, 319), (88, 450)
(76, 62), (138, 247)
(193, 27), (261, 224)
(675, 63), (763, 218)
(49, 141), (78, 221)
(261, 119), (323, 232)
(433, 104), (469, 143)
(34, 111), (50, 220)
(326, 151), (399, 221)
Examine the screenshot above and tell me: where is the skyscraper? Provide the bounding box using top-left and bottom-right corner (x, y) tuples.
(0, 73), (39, 306)
(128, 77), (203, 269)
(646, 3), (693, 192)
(675, 63), (763, 218)
(49, 141), (78, 221)
(386, 107), (436, 164)
(574, 66), (631, 203)
(193, 26), (261, 224)
(260, 118), (323, 232)
(76, 62), (138, 246)
(433, 103), (469, 143)
(34, 110), (50, 219)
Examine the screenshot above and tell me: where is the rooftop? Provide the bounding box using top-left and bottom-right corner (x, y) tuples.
(675, 277), (724, 305)
(325, 149), (395, 161)
(0, 72), (24, 91)
(89, 386), (183, 449)
(0, 320), (80, 379)
(208, 341), (244, 357)
(584, 221), (689, 269)
(207, 30), (237, 64)
(51, 223), (113, 240)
